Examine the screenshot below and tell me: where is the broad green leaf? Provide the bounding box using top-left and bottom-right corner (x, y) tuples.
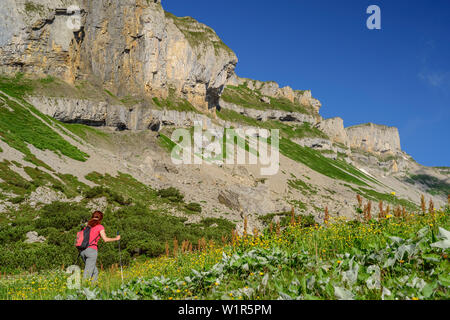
(334, 286), (354, 300)
(430, 227), (450, 249)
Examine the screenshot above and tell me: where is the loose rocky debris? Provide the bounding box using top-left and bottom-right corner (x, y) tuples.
(24, 231), (46, 244)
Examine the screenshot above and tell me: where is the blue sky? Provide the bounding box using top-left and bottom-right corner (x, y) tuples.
(164, 0), (450, 167)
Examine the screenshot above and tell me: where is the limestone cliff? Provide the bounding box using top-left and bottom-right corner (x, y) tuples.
(0, 0), (237, 111)
(316, 117), (348, 146)
(345, 123), (401, 155)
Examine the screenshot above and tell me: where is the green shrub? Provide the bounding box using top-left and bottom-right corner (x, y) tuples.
(157, 187), (184, 203)
(83, 186), (107, 199)
(34, 202), (90, 231)
(83, 186), (131, 206)
(185, 202), (202, 213)
(0, 200), (235, 273)
(10, 196), (25, 204)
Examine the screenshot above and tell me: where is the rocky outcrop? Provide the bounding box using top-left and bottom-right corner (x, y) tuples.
(345, 123), (401, 155)
(0, 0), (237, 112)
(227, 74), (322, 113)
(27, 96), (130, 128)
(218, 185), (277, 215)
(220, 100), (318, 125)
(218, 190), (241, 211)
(316, 117), (348, 146)
(27, 95), (217, 131)
(25, 231), (46, 244)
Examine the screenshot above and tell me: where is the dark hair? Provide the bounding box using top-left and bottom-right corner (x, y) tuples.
(87, 211), (103, 228)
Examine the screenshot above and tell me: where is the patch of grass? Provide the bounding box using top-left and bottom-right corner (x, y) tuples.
(0, 160), (88, 199)
(287, 199), (308, 211)
(158, 133), (177, 154)
(104, 89), (115, 98)
(23, 166), (86, 199)
(23, 166), (58, 187)
(0, 74), (33, 99)
(85, 172), (157, 205)
(354, 187), (418, 211)
(11, 161), (22, 168)
(278, 138), (371, 186)
(332, 158), (381, 186)
(24, 1), (46, 15)
(222, 84), (316, 115)
(60, 122), (109, 142)
(185, 202), (202, 214)
(406, 174), (450, 197)
(157, 187), (184, 203)
(0, 77), (89, 165)
(120, 95), (144, 108)
(216, 108), (327, 141)
(55, 173), (88, 198)
(287, 179), (317, 195)
(0, 160), (32, 196)
(152, 89), (200, 113)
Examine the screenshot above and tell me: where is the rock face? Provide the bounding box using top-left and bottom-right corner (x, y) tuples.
(0, 0), (405, 162)
(0, 0), (81, 78)
(316, 117), (348, 146)
(0, 0), (237, 111)
(27, 95), (213, 131)
(28, 96), (130, 128)
(227, 75), (322, 113)
(218, 185), (276, 215)
(345, 123), (401, 155)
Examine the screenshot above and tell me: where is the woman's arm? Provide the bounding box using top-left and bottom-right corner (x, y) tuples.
(100, 230), (120, 243)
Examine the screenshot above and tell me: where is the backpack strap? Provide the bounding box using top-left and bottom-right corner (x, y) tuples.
(86, 232), (101, 249)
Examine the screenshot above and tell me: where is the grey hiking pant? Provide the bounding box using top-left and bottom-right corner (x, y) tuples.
(80, 248), (99, 282)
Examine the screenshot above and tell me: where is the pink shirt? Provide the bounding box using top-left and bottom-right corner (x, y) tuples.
(88, 224), (104, 250)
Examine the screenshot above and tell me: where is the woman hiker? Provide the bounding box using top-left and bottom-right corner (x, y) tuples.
(81, 211), (120, 283)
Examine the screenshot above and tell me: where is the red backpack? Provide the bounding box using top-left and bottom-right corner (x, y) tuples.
(75, 226), (100, 251)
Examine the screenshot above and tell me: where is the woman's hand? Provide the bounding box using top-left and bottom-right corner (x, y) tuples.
(116, 235), (121, 241)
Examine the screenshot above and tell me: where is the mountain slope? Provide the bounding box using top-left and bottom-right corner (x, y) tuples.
(0, 1), (448, 273)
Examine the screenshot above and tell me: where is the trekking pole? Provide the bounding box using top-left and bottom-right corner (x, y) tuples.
(117, 231), (124, 285)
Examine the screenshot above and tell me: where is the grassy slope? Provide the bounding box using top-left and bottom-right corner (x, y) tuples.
(0, 75), (89, 167)
(406, 174), (450, 197)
